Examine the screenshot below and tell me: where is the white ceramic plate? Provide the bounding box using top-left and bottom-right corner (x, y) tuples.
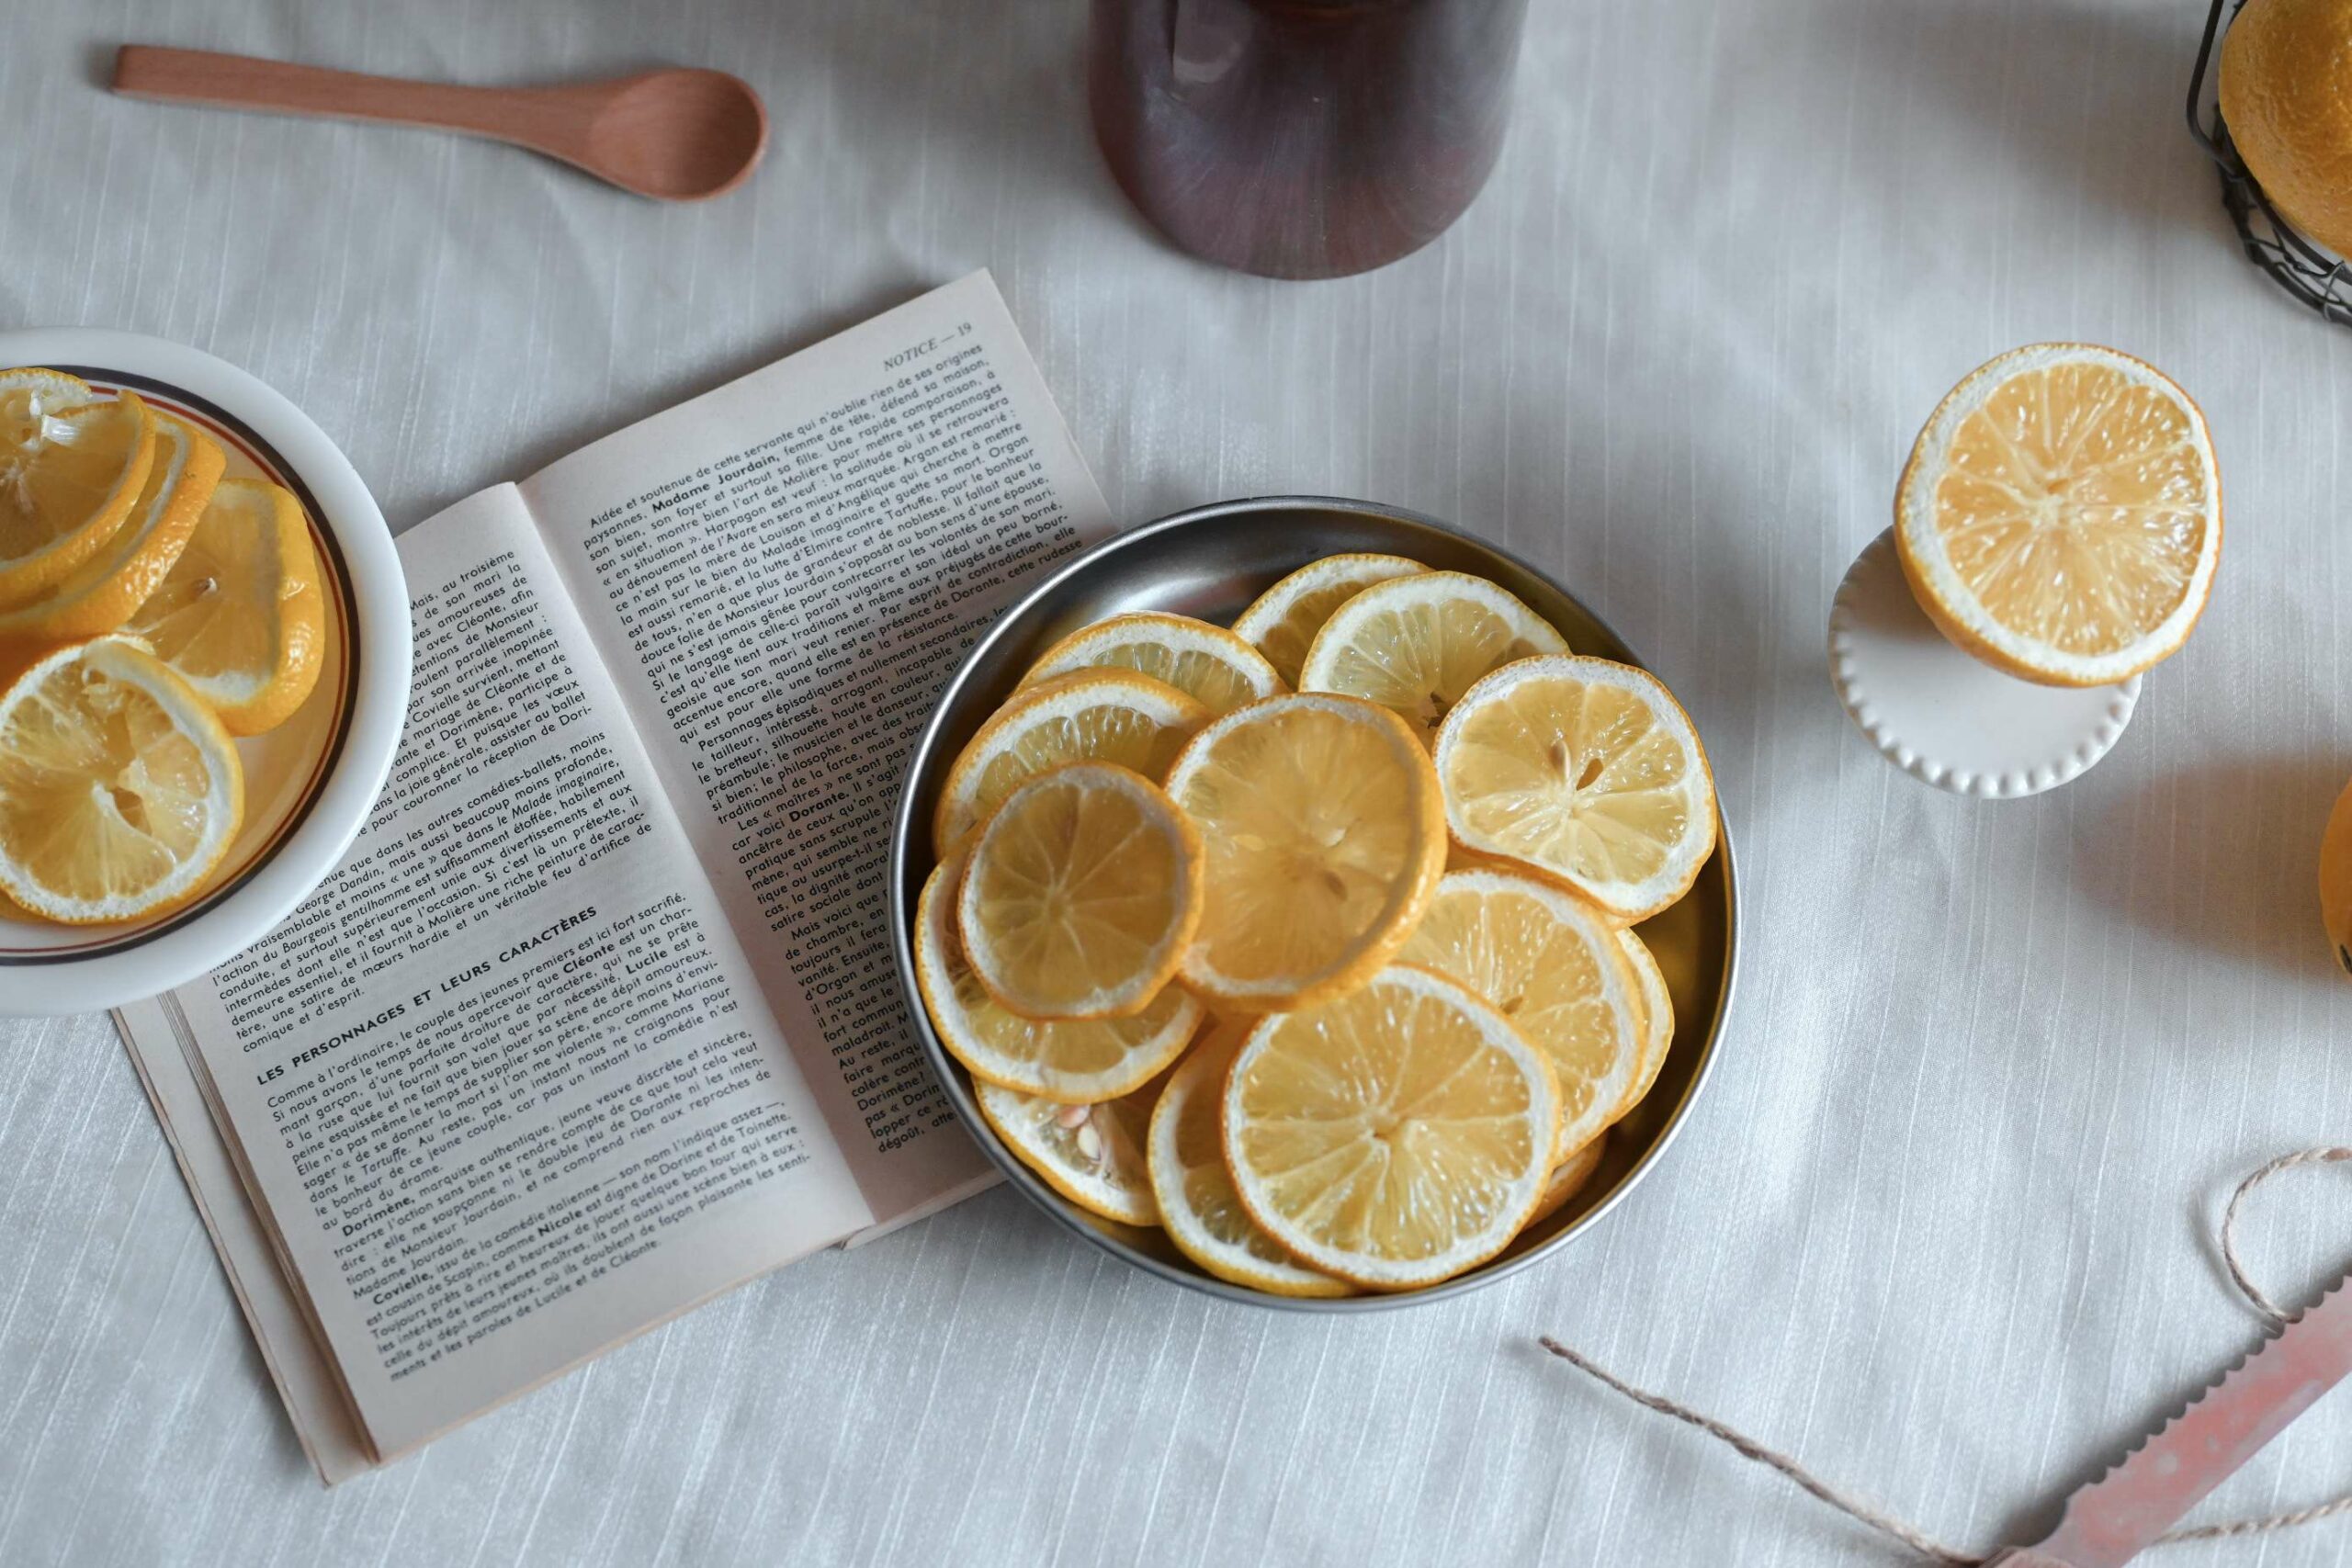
(0, 329), (410, 1015)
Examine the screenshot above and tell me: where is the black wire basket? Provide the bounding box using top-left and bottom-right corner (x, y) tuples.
(2188, 0), (2352, 325)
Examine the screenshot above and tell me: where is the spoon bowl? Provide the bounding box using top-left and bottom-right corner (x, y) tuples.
(582, 69), (768, 201)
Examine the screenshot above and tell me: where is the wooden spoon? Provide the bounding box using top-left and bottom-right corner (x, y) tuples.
(113, 46), (767, 202)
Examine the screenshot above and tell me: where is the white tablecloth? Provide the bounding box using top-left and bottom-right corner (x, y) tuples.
(7, 1), (2352, 1562)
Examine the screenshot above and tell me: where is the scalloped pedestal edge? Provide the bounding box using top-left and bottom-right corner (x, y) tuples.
(1828, 528), (2139, 800)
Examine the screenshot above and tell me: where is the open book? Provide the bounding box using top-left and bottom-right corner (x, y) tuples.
(114, 272), (1111, 1483)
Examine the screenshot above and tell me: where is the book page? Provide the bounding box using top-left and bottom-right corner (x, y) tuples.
(119, 486), (872, 1465)
(520, 271), (1114, 1223)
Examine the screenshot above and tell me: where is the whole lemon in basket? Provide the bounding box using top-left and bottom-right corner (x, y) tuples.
(2220, 0), (2352, 259)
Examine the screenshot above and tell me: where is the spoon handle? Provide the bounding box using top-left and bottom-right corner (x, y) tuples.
(111, 46), (589, 150)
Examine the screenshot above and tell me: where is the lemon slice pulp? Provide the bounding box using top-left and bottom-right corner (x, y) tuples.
(1298, 570), (1568, 744)
(1396, 867), (1641, 1161)
(0, 638), (244, 923)
(0, 374), (158, 605)
(1895, 343), (2221, 686)
(1222, 964), (1558, 1289)
(1434, 654), (1716, 921)
(913, 848), (1202, 1101)
(956, 762), (1203, 1020)
(125, 478), (322, 735)
(1162, 693), (1445, 1010)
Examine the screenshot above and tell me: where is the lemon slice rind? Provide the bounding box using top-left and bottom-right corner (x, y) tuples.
(1894, 343), (2221, 688)
(1610, 927), (1675, 1125)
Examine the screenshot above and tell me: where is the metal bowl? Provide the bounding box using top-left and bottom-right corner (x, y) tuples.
(888, 497), (1739, 1310)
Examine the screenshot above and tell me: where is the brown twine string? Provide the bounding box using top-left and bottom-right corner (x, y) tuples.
(1537, 1145), (2352, 1563)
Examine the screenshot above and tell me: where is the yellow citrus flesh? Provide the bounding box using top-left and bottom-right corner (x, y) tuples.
(932, 670), (1209, 855)
(0, 412), (222, 651)
(0, 375), (158, 605)
(1230, 553), (1426, 686)
(1222, 964), (1558, 1290)
(1147, 1018), (1353, 1297)
(977, 1072), (1167, 1225)
(1163, 693), (1445, 1010)
(914, 849), (1203, 1101)
(1396, 868), (1641, 1161)
(956, 762), (1204, 1021)
(2220, 0), (2352, 260)
(123, 478), (322, 736)
(1434, 655), (1717, 921)
(1297, 570), (1568, 744)
(0, 638), (244, 923)
(1524, 1133), (1609, 1229)
(1019, 612), (1283, 715)
(1612, 927), (1676, 1122)
(1895, 344), (2220, 686)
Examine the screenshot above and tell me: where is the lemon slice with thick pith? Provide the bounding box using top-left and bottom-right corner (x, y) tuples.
(1895, 343), (2221, 687)
(1221, 964), (1558, 1290)
(1230, 553), (1425, 686)
(1433, 655), (1716, 922)
(124, 478), (322, 735)
(914, 848), (1202, 1101)
(932, 669), (1209, 855)
(1019, 612), (1283, 715)
(1396, 866), (1642, 1161)
(1147, 1018), (1353, 1298)
(1298, 570), (1568, 744)
(0, 638), (244, 923)
(956, 762), (1204, 1020)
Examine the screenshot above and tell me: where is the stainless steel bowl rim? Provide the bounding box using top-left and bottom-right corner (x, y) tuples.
(888, 494), (1740, 1312)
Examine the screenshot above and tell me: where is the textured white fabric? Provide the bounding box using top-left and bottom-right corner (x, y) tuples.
(6, 1), (2352, 1563)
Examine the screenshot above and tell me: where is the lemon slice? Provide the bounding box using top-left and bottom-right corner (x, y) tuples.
(914, 849), (1202, 1100)
(1298, 570), (1568, 743)
(1146, 1018), (1353, 1297)
(1524, 1134), (1609, 1229)
(1222, 964), (1558, 1289)
(976, 1073), (1167, 1224)
(0, 411), (222, 650)
(1434, 654), (1716, 921)
(1396, 867), (1641, 1161)
(122, 479), (322, 735)
(932, 670), (1209, 855)
(1895, 344), (2221, 687)
(956, 762), (1204, 1020)
(1230, 553), (1425, 686)
(1162, 693), (1445, 1010)
(0, 638), (243, 923)
(1611, 927), (1675, 1122)
(0, 373), (158, 605)
(1019, 612), (1284, 715)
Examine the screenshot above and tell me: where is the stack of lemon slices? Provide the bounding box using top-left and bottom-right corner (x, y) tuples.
(0, 369), (325, 925)
(916, 553), (1716, 1294)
